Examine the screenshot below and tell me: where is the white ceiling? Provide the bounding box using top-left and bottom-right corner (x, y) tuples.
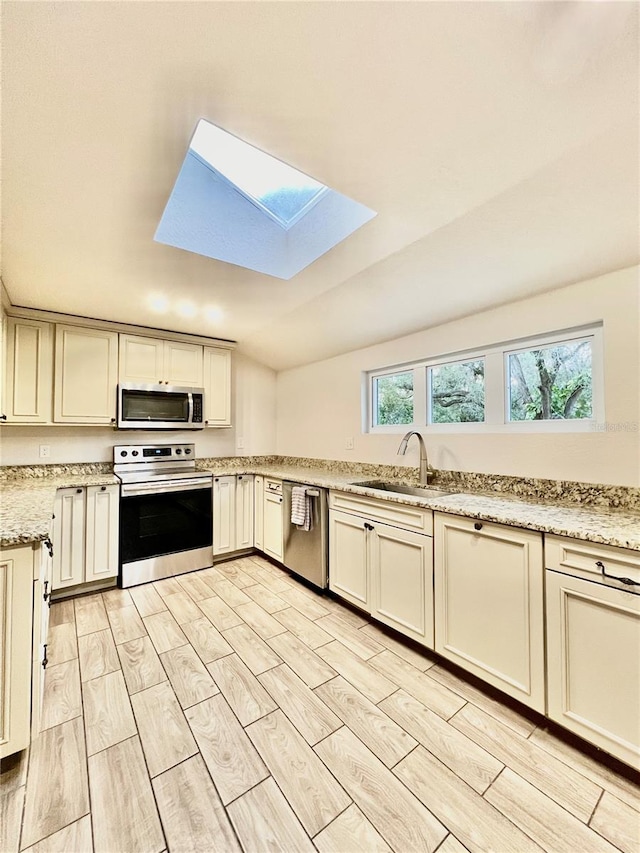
(2, 1), (638, 370)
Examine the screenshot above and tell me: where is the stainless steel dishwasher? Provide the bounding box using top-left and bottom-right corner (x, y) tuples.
(282, 482), (328, 589)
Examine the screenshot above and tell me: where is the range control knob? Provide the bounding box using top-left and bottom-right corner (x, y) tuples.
(120, 450), (128, 457)
(185, 448), (192, 455)
(176, 448), (182, 455)
(132, 450), (139, 457)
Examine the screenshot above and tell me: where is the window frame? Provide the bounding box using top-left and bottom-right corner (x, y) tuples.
(368, 366), (418, 431)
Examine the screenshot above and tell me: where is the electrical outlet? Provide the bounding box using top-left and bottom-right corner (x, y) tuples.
(39, 445), (50, 458)
(345, 437), (354, 450)
(236, 436), (245, 450)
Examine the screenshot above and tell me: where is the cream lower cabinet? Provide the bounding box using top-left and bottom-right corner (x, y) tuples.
(263, 479), (284, 562)
(545, 535), (640, 770)
(254, 476), (264, 550)
(329, 509), (369, 610)
(31, 539), (52, 739)
(85, 485), (120, 583)
(213, 475), (254, 556)
(1, 544), (35, 758)
(434, 512), (545, 712)
(235, 475), (254, 551)
(3, 317), (53, 423)
(54, 324), (118, 423)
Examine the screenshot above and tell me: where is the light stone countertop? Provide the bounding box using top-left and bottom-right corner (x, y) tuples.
(1, 463), (639, 553)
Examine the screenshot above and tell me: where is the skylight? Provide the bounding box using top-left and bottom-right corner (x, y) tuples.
(190, 120), (328, 230)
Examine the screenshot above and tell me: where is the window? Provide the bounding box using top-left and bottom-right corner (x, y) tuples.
(365, 325), (602, 433)
(428, 358), (485, 423)
(372, 370), (414, 426)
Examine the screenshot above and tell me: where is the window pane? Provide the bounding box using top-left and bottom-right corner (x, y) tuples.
(508, 340), (592, 421)
(373, 371), (414, 425)
(429, 359), (485, 423)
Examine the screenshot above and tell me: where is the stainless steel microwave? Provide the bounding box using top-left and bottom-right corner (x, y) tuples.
(117, 383), (205, 430)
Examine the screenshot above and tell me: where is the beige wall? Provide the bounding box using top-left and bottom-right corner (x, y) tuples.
(276, 266), (640, 486)
(0, 351), (277, 465)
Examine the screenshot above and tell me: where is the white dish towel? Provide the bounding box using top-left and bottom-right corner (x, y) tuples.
(291, 485), (312, 531)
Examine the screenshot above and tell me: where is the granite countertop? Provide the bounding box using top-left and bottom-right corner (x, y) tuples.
(1, 462), (639, 553)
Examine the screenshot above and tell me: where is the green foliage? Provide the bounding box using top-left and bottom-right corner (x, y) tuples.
(431, 360), (485, 423)
(509, 342), (592, 421)
(375, 371), (413, 425)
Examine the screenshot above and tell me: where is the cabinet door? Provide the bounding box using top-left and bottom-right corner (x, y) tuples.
(119, 334), (164, 384)
(164, 341), (203, 387)
(370, 522), (433, 648)
(31, 541), (52, 739)
(328, 509), (369, 611)
(203, 346), (231, 427)
(85, 485), (119, 583)
(52, 488), (86, 589)
(263, 492), (283, 562)
(254, 476), (264, 550)
(546, 571), (640, 770)
(235, 475), (254, 551)
(54, 325), (118, 423)
(213, 476), (236, 556)
(1, 545), (34, 759)
(434, 513), (545, 712)
(4, 317), (53, 423)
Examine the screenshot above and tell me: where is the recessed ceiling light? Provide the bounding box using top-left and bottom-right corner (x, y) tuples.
(204, 305), (224, 323)
(148, 294), (169, 313)
(177, 300), (197, 318)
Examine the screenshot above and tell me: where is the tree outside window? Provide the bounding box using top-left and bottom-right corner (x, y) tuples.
(429, 359), (485, 423)
(373, 371), (414, 425)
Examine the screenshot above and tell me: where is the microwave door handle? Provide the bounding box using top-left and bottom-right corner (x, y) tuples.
(187, 393), (194, 424)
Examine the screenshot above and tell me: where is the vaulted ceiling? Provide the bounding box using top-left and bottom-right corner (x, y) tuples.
(2, 1), (638, 370)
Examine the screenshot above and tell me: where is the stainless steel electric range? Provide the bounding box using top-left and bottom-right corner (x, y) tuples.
(114, 443), (213, 588)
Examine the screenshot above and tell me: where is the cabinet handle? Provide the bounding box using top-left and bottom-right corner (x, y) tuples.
(0, 414), (6, 421)
(76, 488), (82, 494)
(364, 522), (374, 531)
(215, 477), (219, 482)
(474, 522), (483, 531)
(43, 580), (50, 602)
(595, 560), (639, 587)
(42, 644), (48, 669)
(279, 497), (282, 503)
(101, 485), (106, 491)
(238, 476), (243, 480)
(44, 537), (53, 557)
(110, 418), (116, 425)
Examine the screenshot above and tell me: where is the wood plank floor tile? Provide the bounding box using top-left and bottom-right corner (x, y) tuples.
(451, 703), (602, 822)
(88, 736), (164, 853)
(206, 654), (277, 726)
(162, 591), (203, 625)
(101, 587), (132, 611)
(361, 622), (436, 671)
(379, 689), (502, 793)
(197, 595), (243, 631)
(267, 632), (337, 688)
(153, 576), (185, 598)
(486, 767), (619, 853)
(234, 601), (287, 639)
(185, 694), (269, 805)
(370, 650), (465, 720)
(48, 598), (75, 628)
(143, 610), (188, 654)
(181, 617), (233, 664)
(315, 726), (446, 853)
(316, 613), (385, 659)
(74, 594), (109, 636)
(529, 727), (640, 811)
(323, 600), (370, 630)
(227, 777), (315, 853)
(258, 664), (342, 745)
(198, 565), (226, 584)
(316, 641), (396, 702)
(77, 628), (119, 682)
(241, 582), (288, 613)
(315, 677), (417, 768)
(177, 571), (217, 601)
(106, 604), (147, 644)
(117, 636), (166, 694)
(0, 785), (24, 853)
(428, 664), (537, 738)
(590, 791), (640, 853)
(130, 681), (198, 777)
(279, 585), (331, 620)
(208, 577), (252, 608)
(214, 560), (256, 589)
(130, 583), (167, 618)
(39, 659), (82, 730)
(273, 606), (333, 648)
(221, 623), (282, 675)
(47, 622), (78, 666)
(21, 718), (89, 849)
(313, 803), (392, 853)
(394, 746), (542, 853)
(152, 754), (241, 853)
(22, 815), (92, 853)
(159, 645), (219, 708)
(246, 709), (351, 836)
(437, 835), (471, 853)
(82, 670), (137, 755)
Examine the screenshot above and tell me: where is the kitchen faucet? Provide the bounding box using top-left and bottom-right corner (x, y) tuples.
(397, 431), (433, 486)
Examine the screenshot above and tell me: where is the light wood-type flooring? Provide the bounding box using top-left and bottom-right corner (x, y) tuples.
(2, 555), (639, 853)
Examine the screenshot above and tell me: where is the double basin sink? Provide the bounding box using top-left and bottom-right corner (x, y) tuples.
(350, 480), (453, 499)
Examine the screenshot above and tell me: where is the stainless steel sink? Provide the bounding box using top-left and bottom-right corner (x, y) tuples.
(351, 480), (453, 499)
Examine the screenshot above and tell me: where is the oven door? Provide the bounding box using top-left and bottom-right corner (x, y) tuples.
(119, 479), (213, 586)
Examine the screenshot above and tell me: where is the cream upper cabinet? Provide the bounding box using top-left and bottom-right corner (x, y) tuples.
(1, 544), (34, 759)
(85, 485), (119, 584)
(434, 512), (545, 713)
(119, 334), (203, 387)
(54, 324), (118, 423)
(235, 475), (254, 551)
(203, 346), (231, 427)
(3, 317), (53, 423)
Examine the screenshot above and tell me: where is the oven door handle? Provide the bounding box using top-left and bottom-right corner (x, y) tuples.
(121, 479), (212, 497)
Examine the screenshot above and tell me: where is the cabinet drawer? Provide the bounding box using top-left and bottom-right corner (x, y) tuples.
(329, 491), (433, 534)
(545, 535), (640, 588)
